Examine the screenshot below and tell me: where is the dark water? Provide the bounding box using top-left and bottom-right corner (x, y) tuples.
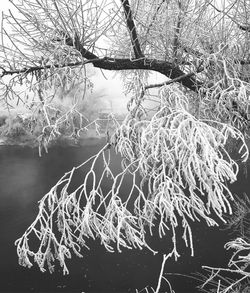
(0, 139), (248, 293)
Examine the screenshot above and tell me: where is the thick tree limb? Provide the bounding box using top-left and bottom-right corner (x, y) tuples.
(120, 0), (144, 58)
(1, 55), (201, 92)
(73, 35), (202, 91)
(238, 25), (250, 32)
(91, 57), (201, 91)
(1, 34), (202, 92)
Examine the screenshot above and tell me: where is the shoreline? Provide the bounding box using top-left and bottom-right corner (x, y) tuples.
(0, 129), (107, 149)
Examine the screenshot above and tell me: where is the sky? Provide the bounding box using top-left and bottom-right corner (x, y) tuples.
(1, 0), (11, 13)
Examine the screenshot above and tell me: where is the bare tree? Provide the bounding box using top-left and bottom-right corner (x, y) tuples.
(1, 0), (250, 290)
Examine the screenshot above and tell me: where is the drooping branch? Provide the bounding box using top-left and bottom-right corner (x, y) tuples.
(120, 0), (144, 58)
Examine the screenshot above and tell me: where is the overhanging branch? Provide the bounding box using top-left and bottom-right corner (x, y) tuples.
(73, 35), (202, 91)
(1, 34), (203, 92)
(91, 57), (202, 91)
(0, 56), (202, 92)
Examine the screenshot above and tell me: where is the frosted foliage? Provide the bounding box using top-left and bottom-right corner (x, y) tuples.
(201, 238), (250, 293)
(15, 87), (248, 274)
(199, 194), (250, 293)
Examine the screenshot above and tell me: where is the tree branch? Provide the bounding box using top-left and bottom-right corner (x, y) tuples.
(1, 33), (203, 92)
(73, 35), (201, 91)
(92, 58), (200, 91)
(120, 0), (144, 58)
(0, 58), (103, 77)
(238, 25), (250, 32)
(145, 71), (197, 90)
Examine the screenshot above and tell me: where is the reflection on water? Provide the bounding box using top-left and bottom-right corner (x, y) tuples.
(0, 140), (248, 293)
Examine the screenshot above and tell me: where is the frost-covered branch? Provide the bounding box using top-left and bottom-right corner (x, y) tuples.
(15, 88), (249, 274)
(201, 238), (250, 293)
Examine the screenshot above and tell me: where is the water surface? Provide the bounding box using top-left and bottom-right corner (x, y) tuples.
(0, 140), (247, 293)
